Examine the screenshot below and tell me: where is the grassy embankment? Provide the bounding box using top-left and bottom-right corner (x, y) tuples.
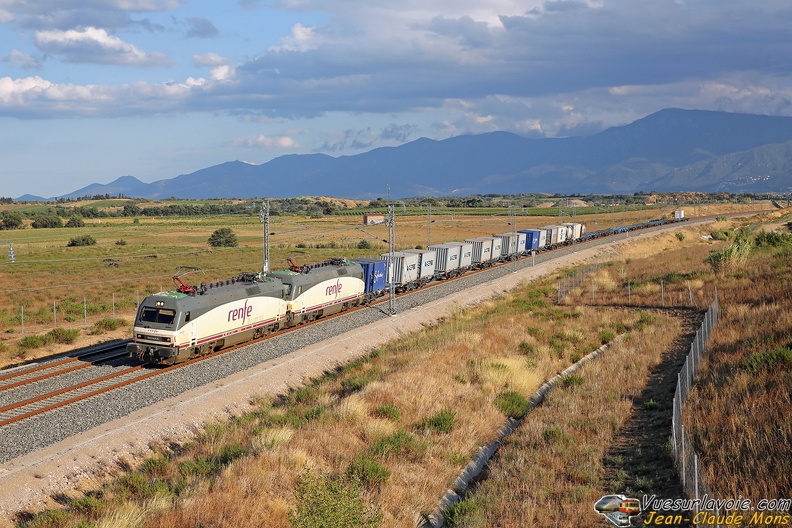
(444, 210), (792, 526)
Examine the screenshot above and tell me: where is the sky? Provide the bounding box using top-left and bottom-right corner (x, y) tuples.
(1, 0), (792, 199)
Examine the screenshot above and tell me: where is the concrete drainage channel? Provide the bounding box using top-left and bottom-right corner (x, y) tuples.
(416, 337), (621, 528)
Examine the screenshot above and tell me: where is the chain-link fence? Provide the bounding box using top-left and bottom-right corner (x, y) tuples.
(671, 292), (719, 523)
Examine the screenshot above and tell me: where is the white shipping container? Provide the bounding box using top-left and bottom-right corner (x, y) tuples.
(561, 222), (584, 240)
(494, 233), (519, 258)
(380, 251), (420, 285)
(537, 228), (550, 247)
(490, 238), (503, 260)
(402, 249), (437, 280)
(428, 243), (461, 273)
(543, 225), (568, 245)
(465, 237), (495, 265)
(445, 242), (473, 268)
(674, 210), (685, 219)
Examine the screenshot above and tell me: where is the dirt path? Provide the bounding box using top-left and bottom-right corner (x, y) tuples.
(601, 308), (701, 527)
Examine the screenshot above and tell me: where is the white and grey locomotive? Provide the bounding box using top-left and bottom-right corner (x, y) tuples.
(127, 258), (368, 365)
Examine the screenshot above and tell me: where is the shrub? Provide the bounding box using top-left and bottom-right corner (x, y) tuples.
(48, 327), (80, 344)
(347, 453), (390, 489)
(69, 494), (105, 516)
(416, 410), (456, 433)
(19, 333), (54, 349)
(67, 235), (96, 247)
(445, 498), (482, 526)
(561, 373), (585, 388)
(518, 341), (537, 356)
(755, 231), (792, 247)
(705, 234), (753, 274)
(494, 390), (530, 419)
(115, 239), (127, 245)
(741, 346), (792, 373)
(31, 214), (62, 229)
(91, 317), (127, 334)
(216, 443), (246, 465)
(141, 456), (170, 476)
(542, 425), (564, 443)
(372, 403), (401, 421)
(357, 239), (372, 250)
(599, 329), (616, 344)
(207, 227), (238, 247)
(64, 216), (85, 228)
(369, 430), (427, 461)
(290, 470), (382, 528)
(675, 231), (686, 241)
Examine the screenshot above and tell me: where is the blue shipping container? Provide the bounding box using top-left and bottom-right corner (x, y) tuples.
(518, 229), (540, 250)
(352, 258), (387, 294)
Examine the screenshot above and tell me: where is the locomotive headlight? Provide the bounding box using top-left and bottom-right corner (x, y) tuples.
(137, 333), (172, 343)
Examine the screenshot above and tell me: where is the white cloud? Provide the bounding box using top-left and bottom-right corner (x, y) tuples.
(268, 23), (321, 53)
(210, 65), (235, 82)
(233, 135), (300, 148)
(193, 52), (227, 67)
(34, 26), (168, 65)
(1, 49), (41, 69)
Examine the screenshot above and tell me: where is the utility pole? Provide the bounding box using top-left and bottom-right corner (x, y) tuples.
(0, 242), (14, 262)
(259, 201), (270, 274)
(386, 203), (396, 316)
(427, 202), (432, 247)
(509, 204), (516, 232)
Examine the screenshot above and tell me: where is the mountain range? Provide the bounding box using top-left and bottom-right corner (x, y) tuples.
(20, 108), (792, 201)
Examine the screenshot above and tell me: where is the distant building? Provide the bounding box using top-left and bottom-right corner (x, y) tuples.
(363, 213), (385, 225)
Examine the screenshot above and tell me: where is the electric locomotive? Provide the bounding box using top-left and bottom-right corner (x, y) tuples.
(128, 258), (367, 365)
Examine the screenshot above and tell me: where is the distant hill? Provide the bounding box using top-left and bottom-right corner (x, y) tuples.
(29, 108), (792, 201)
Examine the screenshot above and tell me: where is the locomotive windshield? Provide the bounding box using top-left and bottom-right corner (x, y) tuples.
(140, 307), (176, 324)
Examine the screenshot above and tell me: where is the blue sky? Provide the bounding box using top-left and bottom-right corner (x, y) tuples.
(1, 0), (792, 199)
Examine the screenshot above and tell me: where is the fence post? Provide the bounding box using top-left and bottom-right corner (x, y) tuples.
(53, 302), (57, 327)
(694, 454), (699, 511)
(681, 425), (686, 487)
(672, 396), (677, 455)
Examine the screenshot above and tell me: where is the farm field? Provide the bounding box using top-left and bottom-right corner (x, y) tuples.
(6, 202), (790, 527)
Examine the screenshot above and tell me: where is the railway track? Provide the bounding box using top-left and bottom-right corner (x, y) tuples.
(0, 343), (129, 392)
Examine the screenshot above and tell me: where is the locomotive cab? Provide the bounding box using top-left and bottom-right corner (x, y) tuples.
(127, 294), (185, 364)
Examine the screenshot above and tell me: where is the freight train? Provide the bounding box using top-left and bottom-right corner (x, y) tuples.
(127, 216), (686, 365)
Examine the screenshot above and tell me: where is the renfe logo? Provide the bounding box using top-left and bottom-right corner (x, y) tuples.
(326, 279), (343, 298)
(228, 299), (253, 324)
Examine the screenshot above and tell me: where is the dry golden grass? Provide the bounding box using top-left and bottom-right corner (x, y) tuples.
(682, 242), (792, 501)
(442, 314), (683, 527)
